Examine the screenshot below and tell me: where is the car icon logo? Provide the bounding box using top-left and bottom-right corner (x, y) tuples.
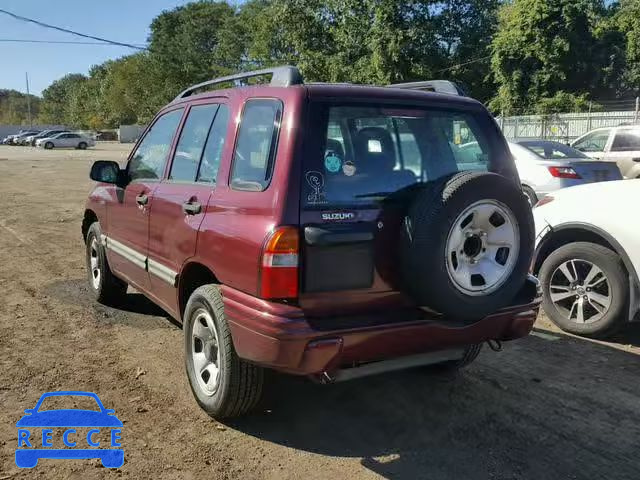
(15, 391), (123, 468)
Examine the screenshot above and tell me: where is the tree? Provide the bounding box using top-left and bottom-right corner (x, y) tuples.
(0, 89), (40, 125)
(614, 0), (640, 94)
(489, 0), (614, 114)
(39, 74), (87, 125)
(147, 1), (242, 104)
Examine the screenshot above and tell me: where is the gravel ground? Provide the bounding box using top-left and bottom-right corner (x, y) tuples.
(1, 143), (639, 479)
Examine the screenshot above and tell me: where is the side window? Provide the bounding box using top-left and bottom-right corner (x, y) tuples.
(611, 131), (640, 152)
(573, 130), (610, 152)
(230, 99), (282, 191)
(198, 105), (230, 183)
(129, 108), (183, 181)
(169, 104), (219, 182)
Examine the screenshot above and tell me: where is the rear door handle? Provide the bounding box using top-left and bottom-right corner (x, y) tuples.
(136, 193), (148, 205)
(182, 201), (202, 215)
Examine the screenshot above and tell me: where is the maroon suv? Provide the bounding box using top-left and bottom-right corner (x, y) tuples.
(84, 66), (540, 418)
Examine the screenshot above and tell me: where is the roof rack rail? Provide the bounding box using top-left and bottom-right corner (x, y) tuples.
(174, 65), (303, 101)
(390, 80), (466, 96)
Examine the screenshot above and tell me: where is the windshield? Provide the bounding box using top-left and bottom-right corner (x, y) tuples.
(36, 395), (101, 412)
(518, 140), (588, 159)
(302, 104), (501, 208)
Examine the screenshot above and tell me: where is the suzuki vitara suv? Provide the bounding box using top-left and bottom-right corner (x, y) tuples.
(84, 66), (540, 418)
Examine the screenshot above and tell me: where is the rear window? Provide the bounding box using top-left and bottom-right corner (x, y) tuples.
(302, 104), (499, 208)
(518, 141), (588, 159)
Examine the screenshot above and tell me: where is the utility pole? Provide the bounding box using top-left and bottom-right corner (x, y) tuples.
(25, 72), (32, 127)
(635, 97), (639, 124)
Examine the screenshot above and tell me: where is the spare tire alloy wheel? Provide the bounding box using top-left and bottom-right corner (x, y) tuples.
(549, 259), (611, 324)
(400, 172), (534, 320)
(446, 200), (519, 296)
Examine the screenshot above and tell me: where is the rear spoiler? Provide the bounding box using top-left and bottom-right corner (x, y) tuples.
(390, 80), (466, 97)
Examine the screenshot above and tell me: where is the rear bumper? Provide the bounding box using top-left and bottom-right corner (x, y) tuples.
(223, 276), (541, 376)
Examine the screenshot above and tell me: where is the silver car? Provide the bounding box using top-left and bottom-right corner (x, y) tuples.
(509, 140), (622, 206)
(35, 132), (95, 150)
(571, 126), (640, 179)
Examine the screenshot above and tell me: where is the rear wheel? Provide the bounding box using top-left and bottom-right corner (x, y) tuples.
(522, 185), (538, 207)
(85, 222), (127, 305)
(539, 242), (628, 338)
(44, 141), (54, 149)
(184, 285), (264, 418)
(78, 142), (88, 150)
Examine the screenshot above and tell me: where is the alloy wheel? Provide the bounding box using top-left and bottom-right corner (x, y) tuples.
(549, 259), (611, 324)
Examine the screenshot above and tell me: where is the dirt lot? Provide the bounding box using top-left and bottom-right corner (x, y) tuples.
(1, 142), (639, 479)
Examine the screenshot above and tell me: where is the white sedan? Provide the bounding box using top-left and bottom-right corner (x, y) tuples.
(532, 180), (640, 338)
(35, 132), (95, 150)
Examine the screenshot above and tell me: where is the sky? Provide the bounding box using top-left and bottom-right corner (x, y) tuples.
(0, 0), (205, 96)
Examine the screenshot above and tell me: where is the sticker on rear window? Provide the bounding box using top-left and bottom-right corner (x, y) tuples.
(342, 161), (356, 177)
(324, 154), (342, 173)
(305, 171), (327, 205)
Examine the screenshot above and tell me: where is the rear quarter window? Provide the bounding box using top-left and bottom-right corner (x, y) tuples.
(230, 99), (283, 191)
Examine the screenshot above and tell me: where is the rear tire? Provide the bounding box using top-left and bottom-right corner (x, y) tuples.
(78, 142), (88, 150)
(85, 222), (128, 305)
(184, 285), (264, 419)
(539, 242), (628, 338)
(44, 142), (54, 149)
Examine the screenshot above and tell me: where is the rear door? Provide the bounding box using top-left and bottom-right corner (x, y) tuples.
(148, 102), (230, 313)
(105, 107), (184, 292)
(603, 129), (640, 179)
(298, 101), (500, 317)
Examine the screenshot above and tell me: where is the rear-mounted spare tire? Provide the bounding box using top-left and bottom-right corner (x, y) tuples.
(400, 171), (534, 320)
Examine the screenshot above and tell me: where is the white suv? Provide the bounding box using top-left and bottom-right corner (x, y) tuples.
(571, 126), (640, 179)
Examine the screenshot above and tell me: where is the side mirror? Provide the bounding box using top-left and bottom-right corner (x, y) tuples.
(24, 409), (34, 414)
(104, 409), (115, 415)
(90, 161), (123, 185)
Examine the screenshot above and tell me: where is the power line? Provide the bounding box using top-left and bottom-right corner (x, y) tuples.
(0, 38), (145, 46)
(436, 55), (492, 74)
(0, 8), (147, 50)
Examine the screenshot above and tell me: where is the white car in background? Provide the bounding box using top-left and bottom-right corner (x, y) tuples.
(532, 180), (640, 338)
(509, 140), (622, 206)
(35, 132), (95, 150)
(571, 126), (640, 179)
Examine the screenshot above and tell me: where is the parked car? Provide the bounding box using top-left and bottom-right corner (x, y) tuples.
(10, 130), (40, 145)
(83, 66), (540, 418)
(571, 126), (640, 179)
(35, 132), (94, 149)
(509, 140), (622, 205)
(532, 180), (640, 338)
(27, 129), (69, 146)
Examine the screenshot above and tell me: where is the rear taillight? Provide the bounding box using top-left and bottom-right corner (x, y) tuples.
(534, 195), (554, 208)
(548, 166), (581, 179)
(259, 226), (299, 299)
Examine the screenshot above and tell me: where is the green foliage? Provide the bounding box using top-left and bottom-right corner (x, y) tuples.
(0, 89), (40, 125)
(10, 0), (640, 128)
(489, 0), (627, 114)
(534, 92), (595, 115)
(613, 0), (640, 94)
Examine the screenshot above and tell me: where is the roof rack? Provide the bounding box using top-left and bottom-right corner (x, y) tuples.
(390, 80), (466, 96)
(174, 65), (303, 101)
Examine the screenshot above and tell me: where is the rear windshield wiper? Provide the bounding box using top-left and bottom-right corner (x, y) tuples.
(354, 191), (393, 199)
